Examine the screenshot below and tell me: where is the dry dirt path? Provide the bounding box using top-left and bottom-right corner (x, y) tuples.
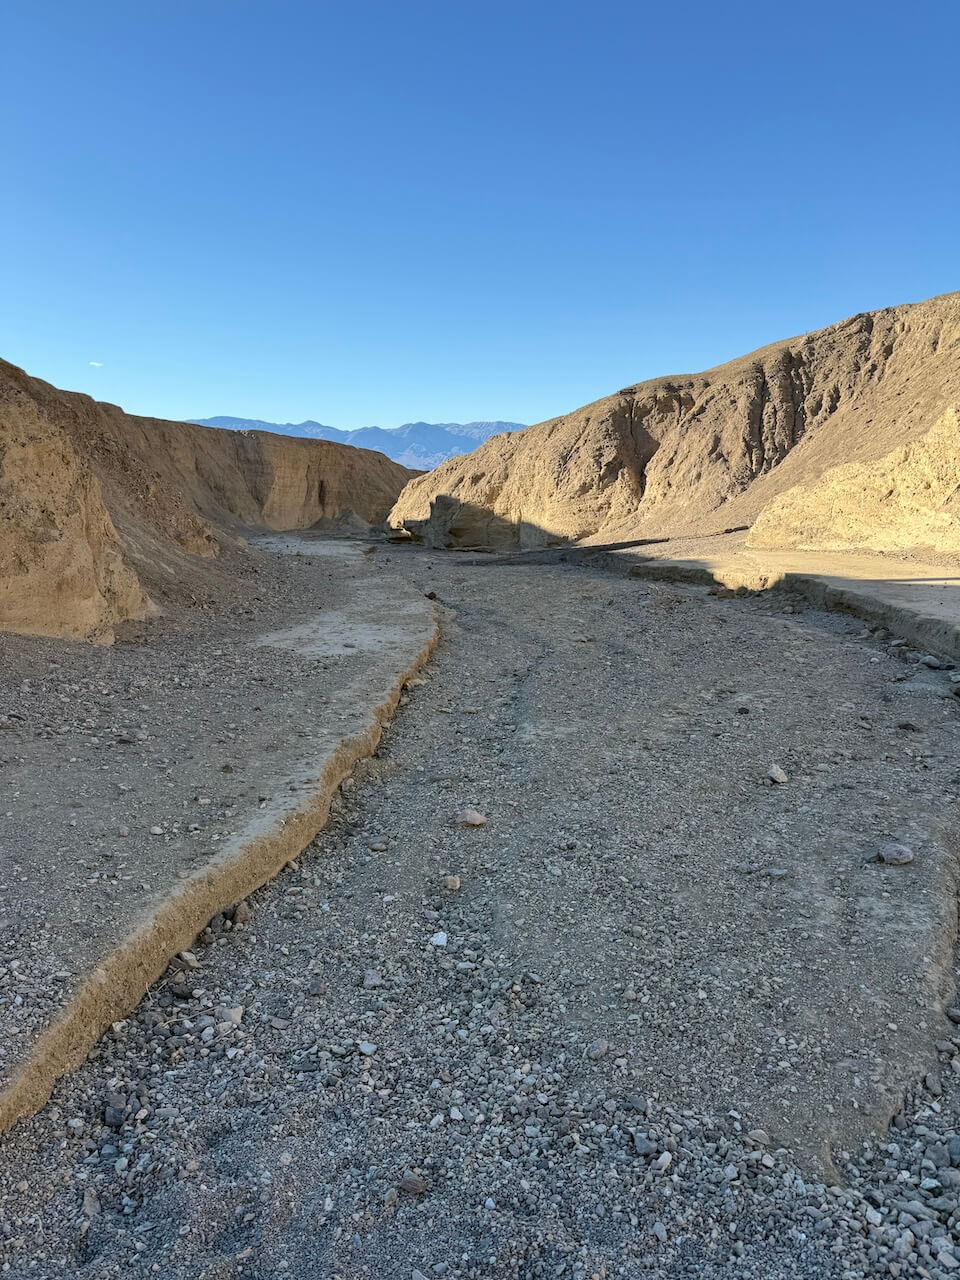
(2, 546), (960, 1279)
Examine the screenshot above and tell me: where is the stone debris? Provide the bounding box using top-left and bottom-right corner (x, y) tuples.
(457, 807), (487, 827)
(231, 899), (252, 925)
(879, 841), (916, 865)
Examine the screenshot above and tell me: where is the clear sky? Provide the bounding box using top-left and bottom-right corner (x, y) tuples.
(3, 1), (958, 428)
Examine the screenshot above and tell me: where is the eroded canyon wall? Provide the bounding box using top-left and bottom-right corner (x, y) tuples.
(389, 292), (960, 552)
(0, 358), (414, 641)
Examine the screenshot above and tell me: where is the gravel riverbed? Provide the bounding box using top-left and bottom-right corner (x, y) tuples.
(2, 547), (960, 1278)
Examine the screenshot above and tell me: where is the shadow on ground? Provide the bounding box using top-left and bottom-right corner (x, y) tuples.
(391, 494), (960, 662)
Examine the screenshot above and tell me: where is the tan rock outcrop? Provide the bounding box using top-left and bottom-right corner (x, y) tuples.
(0, 387), (150, 642)
(389, 291), (960, 552)
(748, 406), (960, 556)
(0, 358), (415, 641)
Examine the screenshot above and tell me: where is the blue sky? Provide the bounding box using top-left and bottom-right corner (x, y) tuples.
(2, 1), (958, 427)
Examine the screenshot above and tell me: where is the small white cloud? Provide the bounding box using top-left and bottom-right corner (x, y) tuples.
(88, 361), (102, 368)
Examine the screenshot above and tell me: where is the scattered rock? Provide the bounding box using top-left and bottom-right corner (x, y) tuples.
(632, 1131), (656, 1156)
(879, 841), (915, 865)
(457, 807), (487, 827)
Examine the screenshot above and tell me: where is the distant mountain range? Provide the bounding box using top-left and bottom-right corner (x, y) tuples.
(187, 416), (525, 470)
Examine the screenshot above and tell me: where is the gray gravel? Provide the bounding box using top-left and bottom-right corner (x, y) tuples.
(1, 548), (960, 1278)
(0, 542), (346, 1076)
(0, 536), (433, 1100)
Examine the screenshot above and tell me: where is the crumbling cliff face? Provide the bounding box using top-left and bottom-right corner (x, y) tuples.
(0, 358), (415, 641)
(389, 292), (960, 552)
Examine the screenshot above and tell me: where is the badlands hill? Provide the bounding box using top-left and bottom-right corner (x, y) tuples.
(189, 417), (526, 470)
(0, 358), (414, 642)
(389, 291), (960, 556)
